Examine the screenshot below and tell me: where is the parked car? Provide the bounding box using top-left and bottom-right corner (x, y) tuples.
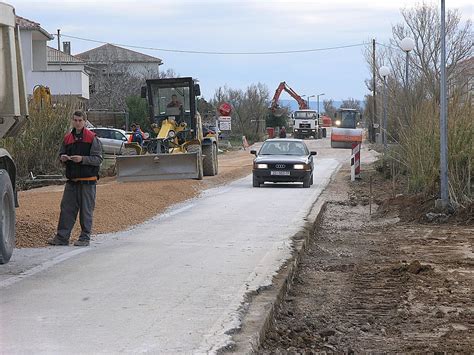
(251, 138), (316, 188)
(203, 124), (222, 139)
(90, 127), (129, 155)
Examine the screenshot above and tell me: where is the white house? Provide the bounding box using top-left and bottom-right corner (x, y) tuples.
(16, 15), (89, 99)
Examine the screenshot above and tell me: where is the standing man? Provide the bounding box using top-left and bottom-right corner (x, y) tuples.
(48, 111), (103, 247)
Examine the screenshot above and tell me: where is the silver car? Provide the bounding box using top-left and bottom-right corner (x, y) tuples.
(90, 128), (129, 155)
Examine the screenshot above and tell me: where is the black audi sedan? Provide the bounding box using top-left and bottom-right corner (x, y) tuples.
(251, 139), (316, 188)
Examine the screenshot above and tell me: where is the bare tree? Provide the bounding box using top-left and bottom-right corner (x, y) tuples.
(323, 99), (337, 118)
(88, 63), (143, 110)
(341, 98), (362, 111)
(390, 4), (472, 99)
(211, 83), (270, 140)
(363, 3), (472, 132)
(88, 60), (177, 111)
(158, 68), (178, 79)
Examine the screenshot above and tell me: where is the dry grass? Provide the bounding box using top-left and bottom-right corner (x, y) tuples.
(386, 94), (473, 207)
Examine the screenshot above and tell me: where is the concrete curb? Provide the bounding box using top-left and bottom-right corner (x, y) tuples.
(229, 198), (327, 353)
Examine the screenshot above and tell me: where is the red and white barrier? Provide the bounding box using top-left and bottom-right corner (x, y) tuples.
(351, 142), (361, 181)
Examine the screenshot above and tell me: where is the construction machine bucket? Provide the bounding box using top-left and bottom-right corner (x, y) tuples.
(330, 128), (363, 149)
(115, 152), (201, 182)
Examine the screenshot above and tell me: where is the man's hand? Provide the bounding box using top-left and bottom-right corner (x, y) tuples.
(60, 155), (70, 162)
(70, 155), (83, 163)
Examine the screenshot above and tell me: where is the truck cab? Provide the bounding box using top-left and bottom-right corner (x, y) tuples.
(292, 110), (325, 139)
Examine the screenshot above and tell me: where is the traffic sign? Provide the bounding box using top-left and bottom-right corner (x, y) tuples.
(219, 121), (231, 131)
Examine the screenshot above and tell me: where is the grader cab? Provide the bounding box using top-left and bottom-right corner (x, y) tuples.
(115, 77), (218, 181)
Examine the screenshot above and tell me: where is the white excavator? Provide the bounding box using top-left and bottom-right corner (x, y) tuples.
(0, 2), (29, 263)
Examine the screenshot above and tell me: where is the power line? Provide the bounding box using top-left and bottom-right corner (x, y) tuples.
(376, 41), (399, 50)
(57, 33), (368, 55)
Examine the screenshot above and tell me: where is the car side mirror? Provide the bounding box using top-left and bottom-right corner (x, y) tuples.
(310, 151), (317, 156)
(250, 150), (257, 155)
(140, 86), (147, 98)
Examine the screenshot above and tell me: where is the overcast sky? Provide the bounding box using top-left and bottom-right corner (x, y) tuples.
(11, 0), (473, 104)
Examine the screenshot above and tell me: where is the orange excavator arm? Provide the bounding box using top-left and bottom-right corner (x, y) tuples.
(270, 81), (308, 112)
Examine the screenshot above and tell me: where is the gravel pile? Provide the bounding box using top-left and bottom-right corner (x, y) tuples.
(16, 150), (254, 248)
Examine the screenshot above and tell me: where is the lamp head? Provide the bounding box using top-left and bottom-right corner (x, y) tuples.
(379, 66), (390, 77)
(400, 37), (415, 52)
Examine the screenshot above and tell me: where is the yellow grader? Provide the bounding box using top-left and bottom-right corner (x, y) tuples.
(115, 77), (219, 181)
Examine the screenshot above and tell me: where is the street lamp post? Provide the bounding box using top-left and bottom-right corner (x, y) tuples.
(400, 37), (415, 89)
(439, 0), (449, 208)
(316, 93), (325, 117)
(307, 95), (315, 109)
(379, 66), (390, 148)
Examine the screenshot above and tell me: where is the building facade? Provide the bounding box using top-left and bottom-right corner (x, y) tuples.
(16, 15), (89, 99)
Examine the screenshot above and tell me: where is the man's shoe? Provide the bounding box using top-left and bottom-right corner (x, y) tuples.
(73, 239), (90, 247)
(47, 236), (69, 246)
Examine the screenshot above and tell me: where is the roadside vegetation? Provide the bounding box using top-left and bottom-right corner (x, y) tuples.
(364, 3), (473, 207)
(0, 99), (80, 179)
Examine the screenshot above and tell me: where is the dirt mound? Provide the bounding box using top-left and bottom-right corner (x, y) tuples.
(377, 194), (473, 225)
(377, 193), (434, 222)
(452, 201), (474, 225)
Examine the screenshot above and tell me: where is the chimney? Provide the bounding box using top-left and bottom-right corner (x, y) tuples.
(63, 41), (71, 55)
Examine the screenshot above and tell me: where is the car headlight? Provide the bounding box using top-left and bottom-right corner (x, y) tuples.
(255, 163), (268, 169)
(294, 164), (310, 170)
(167, 130), (176, 138)
(294, 129), (299, 132)
(311, 129), (315, 132)
(335, 120), (341, 126)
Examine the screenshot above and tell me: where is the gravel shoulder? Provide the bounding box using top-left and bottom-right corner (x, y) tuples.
(16, 150), (254, 248)
(260, 166), (474, 352)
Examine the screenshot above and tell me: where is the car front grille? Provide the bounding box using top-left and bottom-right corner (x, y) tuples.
(267, 163), (291, 170)
(299, 123), (311, 128)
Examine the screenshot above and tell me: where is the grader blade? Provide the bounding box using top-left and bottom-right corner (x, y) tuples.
(115, 152), (201, 182)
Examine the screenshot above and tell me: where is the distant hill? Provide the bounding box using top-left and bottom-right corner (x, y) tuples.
(279, 99), (365, 112)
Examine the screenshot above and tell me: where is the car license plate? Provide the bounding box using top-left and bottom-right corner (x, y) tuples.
(271, 171), (290, 176)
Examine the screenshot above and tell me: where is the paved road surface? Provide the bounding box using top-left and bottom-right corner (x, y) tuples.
(0, 137), (375, 353)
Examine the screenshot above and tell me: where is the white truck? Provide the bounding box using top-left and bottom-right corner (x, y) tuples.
(292, 109), (326, 139)
(0, 2), (29, 263)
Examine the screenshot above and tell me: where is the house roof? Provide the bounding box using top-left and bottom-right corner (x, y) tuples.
(76, 43), (162, 65)
(47, 46), (84, 64)
(15, 15), (53, 40)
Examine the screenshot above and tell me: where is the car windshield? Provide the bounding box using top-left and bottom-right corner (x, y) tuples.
(294, 111), (317, 119)
(340, 110), (358, 128)
(150, 85), (191, 118)
(259, 141), (308, 156)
